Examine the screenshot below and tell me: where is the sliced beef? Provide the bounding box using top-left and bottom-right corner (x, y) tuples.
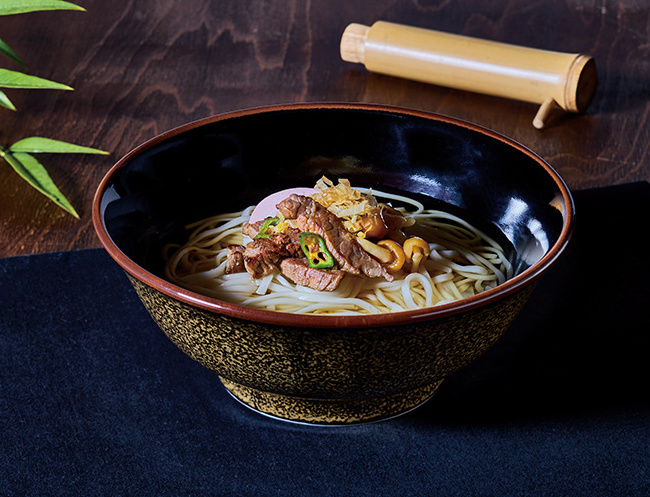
(243, 238), (284, 279)
(276, 194), (393, 281)
(242, 219), (266, 239)
(225, 244), (246, 274)
(270, 227), (303, 257)
(279, 258), (345, 292)
(242, 228), (303, 279)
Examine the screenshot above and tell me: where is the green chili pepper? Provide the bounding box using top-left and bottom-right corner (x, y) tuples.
(255, 217), (280, 239)
(299, 232), (335, 269)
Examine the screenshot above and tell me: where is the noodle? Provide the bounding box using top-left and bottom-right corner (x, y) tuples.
(163, 189), (513, 315)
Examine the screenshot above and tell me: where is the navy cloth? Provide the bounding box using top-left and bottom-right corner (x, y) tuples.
(1, 182), (649, 496)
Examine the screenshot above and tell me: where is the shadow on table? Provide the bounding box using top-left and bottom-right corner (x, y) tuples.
(410, 182), (650, 426)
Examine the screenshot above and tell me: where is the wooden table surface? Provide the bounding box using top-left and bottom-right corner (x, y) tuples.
(1, 0), (648, 258)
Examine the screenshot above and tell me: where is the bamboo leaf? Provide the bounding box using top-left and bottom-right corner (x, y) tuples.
(0, 68), (72, 90)
(0, 37), (25, 67)
(0, 89), (16, 110)
(0, 0), (85, 16)
(1, 150), (79, 218)
(10, 136), (108, 154)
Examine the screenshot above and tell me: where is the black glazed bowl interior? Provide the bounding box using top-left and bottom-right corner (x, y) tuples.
(93, 103), (574, 424)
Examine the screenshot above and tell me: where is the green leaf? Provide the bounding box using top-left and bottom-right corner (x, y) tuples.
(0, 37), (25, 67)
(10, 137), (108, 154)
(0, 0), (85, 16)
(0, 68), (72, 90)
(1, 150), (79, 218)
(0, 89), (16, 110)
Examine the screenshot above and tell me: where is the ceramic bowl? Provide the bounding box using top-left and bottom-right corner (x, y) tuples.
(93, 103), (574, 424)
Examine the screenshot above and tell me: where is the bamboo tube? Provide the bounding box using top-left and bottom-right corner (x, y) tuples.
(341, 21), (597, 128)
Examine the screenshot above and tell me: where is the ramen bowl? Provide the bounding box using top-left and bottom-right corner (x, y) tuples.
(93, 103), (574, 425)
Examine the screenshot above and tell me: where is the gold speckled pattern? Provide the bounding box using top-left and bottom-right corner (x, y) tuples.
(221, 376), (443, 424)
(128, 274), (536, 424)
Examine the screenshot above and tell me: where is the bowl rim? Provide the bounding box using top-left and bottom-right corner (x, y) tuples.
(92, 102), (575, 328)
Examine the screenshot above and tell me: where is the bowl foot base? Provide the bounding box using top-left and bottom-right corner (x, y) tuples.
(219, 377), (443, 425)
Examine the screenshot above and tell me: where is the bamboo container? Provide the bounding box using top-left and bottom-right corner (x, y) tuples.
(340, 21), (597, 128)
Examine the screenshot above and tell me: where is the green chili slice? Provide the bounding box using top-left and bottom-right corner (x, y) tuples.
(255, 217), (280, 239)
(299, 232), (335, 269)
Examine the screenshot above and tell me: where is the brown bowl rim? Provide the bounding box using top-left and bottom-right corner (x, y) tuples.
(92, 102), (574, 328)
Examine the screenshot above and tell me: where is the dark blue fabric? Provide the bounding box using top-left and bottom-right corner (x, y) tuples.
(1, 183), (649, 496)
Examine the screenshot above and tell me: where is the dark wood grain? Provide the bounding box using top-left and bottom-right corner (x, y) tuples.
(1, 0), (648, 257)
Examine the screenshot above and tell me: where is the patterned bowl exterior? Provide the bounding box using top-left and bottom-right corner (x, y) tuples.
(128, 274), (536, 424)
